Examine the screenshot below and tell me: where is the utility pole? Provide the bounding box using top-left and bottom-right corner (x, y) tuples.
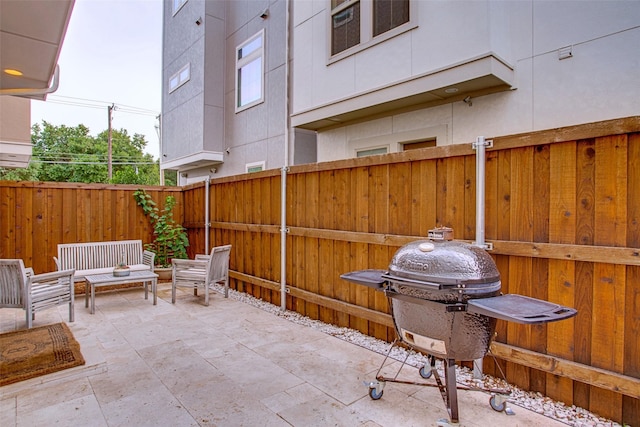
(107, 104), (114, 180)
(155, 114), (164, 185)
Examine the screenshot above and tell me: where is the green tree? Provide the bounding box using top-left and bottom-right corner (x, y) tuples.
(0, 163), (39, 181)
(95, 129), (158, 185)
(163, 169), (178, 186)
(32, 122), (99, 182)
(0, 121), (160, 184)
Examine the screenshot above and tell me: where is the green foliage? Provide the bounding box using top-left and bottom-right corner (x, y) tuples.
(0, 121), (160, 184)
(134, 189), (189, 267)
(163, 169), (178, 187)
(0, 163), (39, 181)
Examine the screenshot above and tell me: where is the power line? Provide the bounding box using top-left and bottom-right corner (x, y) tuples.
(37, 153), (154, 161)
(31, 160), (157, 166)
(45, 95), (159, 116)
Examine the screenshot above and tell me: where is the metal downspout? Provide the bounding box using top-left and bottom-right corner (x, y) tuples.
(280, 0), (291, 311)
(472, 135), (493, 379)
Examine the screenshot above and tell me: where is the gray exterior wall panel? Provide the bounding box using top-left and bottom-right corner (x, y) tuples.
(163, 93), (204, 159)
(203, 104), (224, 152)
(203, 15), (225, 109)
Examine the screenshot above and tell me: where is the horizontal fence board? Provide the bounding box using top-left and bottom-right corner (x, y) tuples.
(0, 183), (182, 273)
(489, 343), (640, 399)
(229, 268), (640, 399)
(2, 117), (639, 425)
(207, 222), (640, 266)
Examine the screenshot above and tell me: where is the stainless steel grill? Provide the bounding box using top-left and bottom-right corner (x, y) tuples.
(341, 230), (577, 424)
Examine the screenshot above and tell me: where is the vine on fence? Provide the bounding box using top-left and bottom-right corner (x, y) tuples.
(133, 189), (189, 267)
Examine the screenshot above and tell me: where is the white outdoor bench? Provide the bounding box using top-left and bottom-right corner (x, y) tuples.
(55, 240), (155, 282)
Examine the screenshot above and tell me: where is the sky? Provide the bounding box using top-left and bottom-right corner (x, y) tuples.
(30, 0), (163, 159)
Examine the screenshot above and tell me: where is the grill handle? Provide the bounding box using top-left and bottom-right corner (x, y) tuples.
(384, 290), (467, 313)
(384, 274), (501, 293)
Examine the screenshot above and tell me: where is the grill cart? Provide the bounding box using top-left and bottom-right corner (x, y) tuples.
(341, 229), (577, 425)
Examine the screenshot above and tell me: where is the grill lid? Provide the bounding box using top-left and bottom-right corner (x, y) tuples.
(385, 239), (500, 288)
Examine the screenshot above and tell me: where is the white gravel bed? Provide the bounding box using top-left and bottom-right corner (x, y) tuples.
(214, 285), (623, 427)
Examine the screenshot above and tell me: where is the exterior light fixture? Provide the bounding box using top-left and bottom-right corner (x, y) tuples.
(3, 69), (23, 76)
(444, 87), (458, 94)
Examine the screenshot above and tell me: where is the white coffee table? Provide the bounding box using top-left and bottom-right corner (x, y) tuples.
(84, 270), (159, 314)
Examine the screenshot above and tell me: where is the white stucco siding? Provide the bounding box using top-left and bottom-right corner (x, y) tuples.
(531, 27), (640, 131)
(355, 31), (413, 92)
(531, 1), (639, 55)
(410, 1), (493, 72)
(300, 0), (640, 161)
(292, 0), (499, 116)
(317, 126), (348, 161)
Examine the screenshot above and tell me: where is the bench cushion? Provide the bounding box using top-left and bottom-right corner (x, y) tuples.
(73, 264), (150, 280)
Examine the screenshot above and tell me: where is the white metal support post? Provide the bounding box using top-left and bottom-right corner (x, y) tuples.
(281, 0), (291, 311)
(472, 136), (493, 379)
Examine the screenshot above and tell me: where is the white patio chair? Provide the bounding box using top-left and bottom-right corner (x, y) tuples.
(0, 259), (75, 328)
(171, 244), (231, 306)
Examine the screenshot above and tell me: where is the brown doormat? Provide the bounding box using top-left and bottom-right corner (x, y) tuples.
(0, 322), (85, 387)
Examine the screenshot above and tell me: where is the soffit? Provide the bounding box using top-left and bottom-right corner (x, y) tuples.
(291, 53), (514, 131)
(0, 0), (75, 99)
(161, 151), (225, 171)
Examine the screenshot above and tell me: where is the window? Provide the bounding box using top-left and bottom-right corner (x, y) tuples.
(331, 0), (361, 55)
(356, 147), (388, 157)
(246, 161), (265, 173)
(373, 0), (409, 37)
(331, 0), (411, 57)
(236, 30), (265, 111)
(402, 139), (436, 151)
(173, 0), (187, 15)
(169, 63), (190, 93)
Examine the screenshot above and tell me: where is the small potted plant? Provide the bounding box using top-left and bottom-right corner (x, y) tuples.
(113, 251), (131, 276)
(134, 189), (189, 279)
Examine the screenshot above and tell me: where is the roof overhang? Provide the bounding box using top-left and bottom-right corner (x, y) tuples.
(0, 140), (32, 168)
(161, 151), (224, 172)
(0, 0), (75, 100)
(291, 53), (514, 130)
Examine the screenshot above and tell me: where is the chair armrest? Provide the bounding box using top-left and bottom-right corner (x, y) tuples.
(29, 269), (75, 286)
(53, 256), (61, 270)
(143, 250), (156, 271)
(172, 259), (208, 269)
(194, 254), (210, 261)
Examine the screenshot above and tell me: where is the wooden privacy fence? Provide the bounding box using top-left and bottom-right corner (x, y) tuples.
(0, 182), (182, 274)
(184, 117), (639, 425)
(0, 117), (638, 424)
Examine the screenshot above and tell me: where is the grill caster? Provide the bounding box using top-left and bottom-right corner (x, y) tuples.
(419, 364), (433, 379)
(420, 355), (436, 379)
(369, 387), (384, 400)
(366, 381), (385, 400)
(489, 394), (515, 415)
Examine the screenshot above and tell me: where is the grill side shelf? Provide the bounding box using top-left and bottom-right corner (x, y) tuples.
(467, 294), (577, 324)
(340, 269), (386, 289)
